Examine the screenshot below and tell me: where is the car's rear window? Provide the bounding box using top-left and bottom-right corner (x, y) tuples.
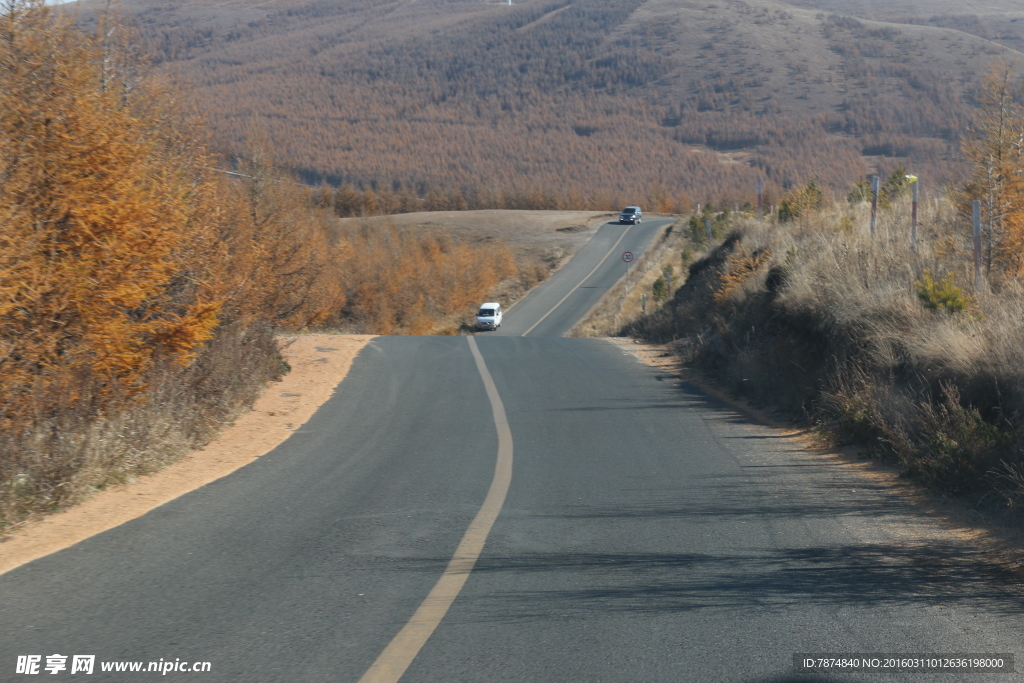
(479, 309), (495, 316)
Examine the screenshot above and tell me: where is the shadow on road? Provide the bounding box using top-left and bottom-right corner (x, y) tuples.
(455, 540), (1024, 618)
(543, 478), (912, 522)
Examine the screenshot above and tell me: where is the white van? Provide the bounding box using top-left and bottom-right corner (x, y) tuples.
(476, 303), (502, 330)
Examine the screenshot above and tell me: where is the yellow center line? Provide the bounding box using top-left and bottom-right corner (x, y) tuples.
(357, 335), (513, 683)
(520, 224), (633, 336)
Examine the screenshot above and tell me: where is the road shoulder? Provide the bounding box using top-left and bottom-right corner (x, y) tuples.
(0, 334), (373, 575)
(606, 336), (1024, 581)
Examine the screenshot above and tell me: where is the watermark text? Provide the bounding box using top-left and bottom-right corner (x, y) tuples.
(16, 655), (211, 675)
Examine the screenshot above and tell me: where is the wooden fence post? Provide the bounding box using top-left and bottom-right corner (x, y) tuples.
(757, 178), (763, 222)
(910, 177), (918, 252)
(870, 175), (879, 236)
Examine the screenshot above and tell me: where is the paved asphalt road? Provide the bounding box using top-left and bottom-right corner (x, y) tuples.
(493, 218), (670, 337)
(2, 218), (1023, 682)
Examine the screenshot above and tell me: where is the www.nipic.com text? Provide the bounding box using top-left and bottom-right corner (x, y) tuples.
(16, 655), (212, 675)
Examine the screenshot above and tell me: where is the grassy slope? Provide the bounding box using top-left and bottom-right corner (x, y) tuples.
(609, 197), (1024, 513)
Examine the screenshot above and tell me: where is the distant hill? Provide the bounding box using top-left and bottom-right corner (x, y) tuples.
(72, 0), (1024, 208)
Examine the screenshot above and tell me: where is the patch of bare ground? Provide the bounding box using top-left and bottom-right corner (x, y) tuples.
(0, 334), (373, 576)
(342, 209), (614, 256)
(608, 336), (1024, 582)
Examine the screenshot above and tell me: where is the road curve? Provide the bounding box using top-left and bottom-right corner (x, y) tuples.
(2, 217), (1022, 682)
(493, 218), (671, 337)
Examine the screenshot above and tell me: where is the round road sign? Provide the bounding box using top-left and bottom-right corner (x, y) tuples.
(622, 251), (634, 263)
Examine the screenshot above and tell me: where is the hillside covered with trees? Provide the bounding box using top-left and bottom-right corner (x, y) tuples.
(71, 0), (1024, 210)
(0, 0), (518, 530)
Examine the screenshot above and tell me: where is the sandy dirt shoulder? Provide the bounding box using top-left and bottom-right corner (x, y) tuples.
(0, 334), (374, 576)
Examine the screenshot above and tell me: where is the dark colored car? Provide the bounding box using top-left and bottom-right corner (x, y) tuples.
(619, 206), (642, 224)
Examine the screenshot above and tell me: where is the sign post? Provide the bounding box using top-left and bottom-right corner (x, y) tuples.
(622, 251), (634, 289)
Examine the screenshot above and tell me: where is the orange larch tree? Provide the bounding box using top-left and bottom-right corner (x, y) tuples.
(0, 0), (221, 415)
(957, 56), (1024, 276)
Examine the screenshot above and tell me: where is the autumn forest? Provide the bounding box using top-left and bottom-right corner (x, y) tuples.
(81, 0), (1024, 211)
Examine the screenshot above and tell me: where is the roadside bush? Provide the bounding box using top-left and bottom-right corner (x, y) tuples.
(915, 270), (971, 312)
(652, 276), (668, 302)
(895, 385), (1012, 495)
(0, 323), (282, 529)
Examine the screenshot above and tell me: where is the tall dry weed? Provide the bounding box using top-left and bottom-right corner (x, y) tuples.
(0, 323), (282, 531)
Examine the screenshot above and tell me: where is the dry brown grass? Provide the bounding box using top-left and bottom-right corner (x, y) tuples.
(0, 323), (283, 533)
(616, 194), (1024, 511)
